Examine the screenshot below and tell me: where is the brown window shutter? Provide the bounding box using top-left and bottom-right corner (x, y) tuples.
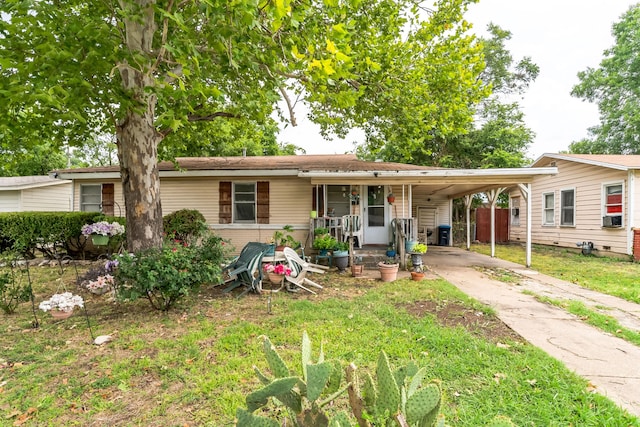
(219, 181), (232, 224)
(101, 183), (115, 216)
(257, 181), (269, 224)
(312, 185), (325, 217)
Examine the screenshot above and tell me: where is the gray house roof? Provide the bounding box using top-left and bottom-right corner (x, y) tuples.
(0, 176), (72, 191)
(53, 154), (557, 199)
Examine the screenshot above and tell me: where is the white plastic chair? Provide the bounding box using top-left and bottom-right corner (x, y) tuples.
(342, 215), (363, 248)
(282, 247), (328, 294)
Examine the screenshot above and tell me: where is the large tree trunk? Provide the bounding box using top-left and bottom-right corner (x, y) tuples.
(116, 111), (163, 253)
(115, 0), (163, 252)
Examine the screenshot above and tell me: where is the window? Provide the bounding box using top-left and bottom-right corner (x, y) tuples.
(603, 183), (623, 227)
(80, 184), (102, 212)
(510, 197), (520, 226)
(542, 192), (554, 225)
(233, 182), (256, 223)
(219, 181), (269, 224)
(560, 189), (575, 226)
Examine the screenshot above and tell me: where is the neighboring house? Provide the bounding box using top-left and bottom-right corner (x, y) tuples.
(0, 176), (72, 213)
(52, 154), (555, 259)
(510, 154), (640, 259)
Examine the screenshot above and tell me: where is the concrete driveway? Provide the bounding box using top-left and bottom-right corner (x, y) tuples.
(424, 246), (640, 418)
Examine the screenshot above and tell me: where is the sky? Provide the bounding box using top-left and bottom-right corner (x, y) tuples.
(277, 0), (638, 162)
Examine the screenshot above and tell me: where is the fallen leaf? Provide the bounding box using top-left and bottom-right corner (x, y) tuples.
(5, 410), (21, 419)
(526, 379), (537, 386)
(493, 373), (506, 384)
(496, 342), (510, 349)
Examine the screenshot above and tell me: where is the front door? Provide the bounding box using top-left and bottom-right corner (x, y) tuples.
(364, 185), (388, 245)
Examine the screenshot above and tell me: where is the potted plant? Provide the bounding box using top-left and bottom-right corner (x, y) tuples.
(81, 221), (125, 246)
(378, 258), (399, 282)
(273, 225), (299, 251)
(38, 292), (84, 319)
(313, 227), (329, 236)
(332, 240), (349, 271)
(312, 234), (338, 255)
(387, 193), (395, 204)
(386, 242), (396, 257)
(409, 242), (427, 272)
(263, 263), (292, 285)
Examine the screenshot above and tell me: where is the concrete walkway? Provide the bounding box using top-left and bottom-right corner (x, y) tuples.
(425, 246), (640, 418)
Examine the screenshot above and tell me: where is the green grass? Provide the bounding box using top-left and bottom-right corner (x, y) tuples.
(523, 290), (640, 347)
(469, 243), (640, 304)
(0, 263), (638, 426)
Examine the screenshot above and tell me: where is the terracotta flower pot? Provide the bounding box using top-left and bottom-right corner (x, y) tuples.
(351, 264), (364, 277)
(378, 262), (399, 282)
(50, 309), (73, 320)
(268, 273), (285, 284)
(411, 271), (426, 281)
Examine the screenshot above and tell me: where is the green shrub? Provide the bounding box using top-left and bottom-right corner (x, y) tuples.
(163, 209), (208, 244)
(0, 254), (32, 314)
(0, 212), (99, 258)
(114, 233), (227, 311)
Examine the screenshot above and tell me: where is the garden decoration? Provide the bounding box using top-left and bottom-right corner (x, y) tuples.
(39, 292), (84, 319)
(81, 221), (125, 246)
(263, 263), (292, 285)
(410, 242), (427, 273)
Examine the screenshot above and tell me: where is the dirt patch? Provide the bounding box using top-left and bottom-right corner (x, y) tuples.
(403, 300), (524, 344)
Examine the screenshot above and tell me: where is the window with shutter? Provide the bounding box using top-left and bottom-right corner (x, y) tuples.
(219, 181), (270, 224)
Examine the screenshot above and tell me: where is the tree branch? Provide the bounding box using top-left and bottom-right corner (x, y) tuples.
(150, 0), (174, 75)
(187, 111), (240, 122)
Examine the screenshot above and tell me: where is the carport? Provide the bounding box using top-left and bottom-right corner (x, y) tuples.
(299, 166), (558, 267)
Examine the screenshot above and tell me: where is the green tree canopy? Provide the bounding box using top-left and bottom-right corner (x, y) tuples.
(570, 4), (640, 154)
(0, 0), (487, 251)
(363, 22), (538, 168)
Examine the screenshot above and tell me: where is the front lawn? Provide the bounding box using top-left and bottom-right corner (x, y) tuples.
(469, 243), (640, 304)
(1, 263), (638, 426)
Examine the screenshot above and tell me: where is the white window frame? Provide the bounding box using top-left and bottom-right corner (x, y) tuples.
(80, 184), (102, 212)
(602, 181), (624, 227)
(542, 192), (555, 226)
(560, 188), (575, 227)
(510, 197), (520, 226)
(233, 182), (256, 224)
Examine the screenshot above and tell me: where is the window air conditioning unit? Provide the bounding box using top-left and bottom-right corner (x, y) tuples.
(602, 215), (622, 228)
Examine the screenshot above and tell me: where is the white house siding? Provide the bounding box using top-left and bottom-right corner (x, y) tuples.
(21, 183), (72, 211)
(208, 176), (313, 254)
(515, 159), (629, 255)
(0, 191), (20, 212)
(410, 186), (451, 226)
(161, 177), (217, 222)
(509, 188), (528, 243)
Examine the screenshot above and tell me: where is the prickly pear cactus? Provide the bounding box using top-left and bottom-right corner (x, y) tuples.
(375, 351), (401, 418)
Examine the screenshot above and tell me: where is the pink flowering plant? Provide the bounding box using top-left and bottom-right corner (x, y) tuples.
(38, 292), (84, 313)
(81, 221), (125, 237)
(263, 263), (292, 276)
(85, 274), (115, 294)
